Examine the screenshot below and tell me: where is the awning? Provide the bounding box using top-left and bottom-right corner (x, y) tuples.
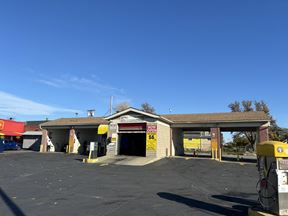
(0, 131), (23, 136)
(23, 131), (43, 136)
(98, 124), (108, 135)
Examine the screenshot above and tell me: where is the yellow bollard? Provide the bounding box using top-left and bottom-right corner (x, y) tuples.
(218, 149), (222, 162)
(66, 145), (69, 153)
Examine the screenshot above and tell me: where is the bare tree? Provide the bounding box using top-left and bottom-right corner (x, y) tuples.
(242, 100), (253, 112)
(228, 101), (241, 112)
(141, 102), (156, 114)
(228, 100), (284, 151)
(114, 102), (130, 112)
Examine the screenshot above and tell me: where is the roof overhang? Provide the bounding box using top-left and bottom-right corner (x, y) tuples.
(41, 124), (101, 130)
(40, 117), (108, 129)
(172, 121), (270, 132)
(23, 131), (43, 136)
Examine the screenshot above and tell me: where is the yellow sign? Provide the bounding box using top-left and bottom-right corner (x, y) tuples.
(184, 138), (201, 149)
(0, 120), (4, 130)
(146, 132), (157, 151)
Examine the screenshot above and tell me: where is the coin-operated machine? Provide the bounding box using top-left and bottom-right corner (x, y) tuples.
(256, 141), (288, 215)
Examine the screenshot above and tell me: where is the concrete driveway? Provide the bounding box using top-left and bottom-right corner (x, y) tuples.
(0, 152), (259, 216)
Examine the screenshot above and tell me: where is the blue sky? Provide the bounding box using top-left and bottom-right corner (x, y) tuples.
(0, 0), (287, 127)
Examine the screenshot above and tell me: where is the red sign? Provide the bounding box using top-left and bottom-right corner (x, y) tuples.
(118, 123), (146, 131)
(0, 119), (25, 136)
(147, 124), (157, 133)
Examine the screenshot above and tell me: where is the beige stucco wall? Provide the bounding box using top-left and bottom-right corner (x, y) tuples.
(107, 111), (173, 158)
(108, 112), (158, 157)
(156, 122), (171, 158)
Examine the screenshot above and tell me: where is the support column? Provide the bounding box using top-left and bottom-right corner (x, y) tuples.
(258, 126), (269, 143)
(68, 128), (75, 153)
(68, 128), (81, 154)
(211, 127), (221, 161)
(40, 129), (48, 152)
(171, 128), (184, 156)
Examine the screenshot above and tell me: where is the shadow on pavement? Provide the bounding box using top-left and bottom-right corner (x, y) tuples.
(0, 187), (26, 216)
(157, 192), (251, 216)
(183, 154), (257, 163)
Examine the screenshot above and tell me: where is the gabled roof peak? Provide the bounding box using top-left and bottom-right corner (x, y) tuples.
(105, 107), (159, 119)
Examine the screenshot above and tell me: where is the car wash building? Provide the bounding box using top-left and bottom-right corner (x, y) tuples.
(105, 108), (173, 158)
(40, 117), (109, 155)
(40, 108), (271, 160)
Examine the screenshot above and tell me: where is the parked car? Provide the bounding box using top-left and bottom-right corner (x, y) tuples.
(0, 139), (21, 151)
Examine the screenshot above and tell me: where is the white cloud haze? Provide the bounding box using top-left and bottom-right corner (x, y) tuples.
(36, 74), (131, 107)
(0, 91), (80, 117)
(36, 74), (125, 95)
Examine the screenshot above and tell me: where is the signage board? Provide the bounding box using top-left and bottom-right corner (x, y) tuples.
(0, 119), (24, 135)
(120, 115), (143, 123)
(146, 133), (157, 151)
(90, 142), (95, 151)
(146, 124), (157, 151)
(147, 125), (157, 133)
(118, 123), (146, 131)
(111, 133), (117, 143)
(109, 123), (117, 132)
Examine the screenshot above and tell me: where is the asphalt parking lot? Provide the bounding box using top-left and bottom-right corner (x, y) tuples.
(0, 152), (259, 216)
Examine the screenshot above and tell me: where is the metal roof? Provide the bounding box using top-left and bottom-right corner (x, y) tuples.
(40, 111), (270, 128)
(161, 111), (270, 124)
(23, 131), (43, 136)
(41, 117), (108, 127)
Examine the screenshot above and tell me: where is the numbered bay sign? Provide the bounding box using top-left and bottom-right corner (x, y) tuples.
(146, 124), (157, 151)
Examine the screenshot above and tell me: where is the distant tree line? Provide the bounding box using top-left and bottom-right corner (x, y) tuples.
(114, 102), (156, 114)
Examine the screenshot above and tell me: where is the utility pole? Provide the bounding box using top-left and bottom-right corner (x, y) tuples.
(110, 96), (113, 115)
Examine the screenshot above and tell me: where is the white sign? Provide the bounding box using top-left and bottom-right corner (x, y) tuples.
(90, 142), (95, 151)
(109, 123), (117, 131)
(120, 115), (142, 123)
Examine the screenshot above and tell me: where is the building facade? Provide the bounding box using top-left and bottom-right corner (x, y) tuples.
(40, 108), (271, 160)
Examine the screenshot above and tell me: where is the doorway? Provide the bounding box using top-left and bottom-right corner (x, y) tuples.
(119, 133), (146, 157)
